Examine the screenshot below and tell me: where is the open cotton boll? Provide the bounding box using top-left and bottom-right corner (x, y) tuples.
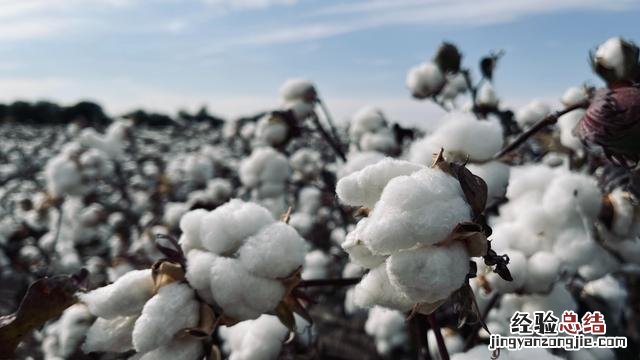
(301, 249), (330, 279)
(506, 164), (560, 201)
(553, 227), (595, 272)
(561, 85), (590, 107)
(239, 147), (290, 192)
(342, 218), (387, 269)
(288, 213), (313, 236)
(132, 282), (199, 353)
(349, 106), (388, 143)
(255, 115), (289, 147)
(335, 157), (423, 209)
(595, 37), (626, 78)
(440, 72), (467, 101)
(558, 109), (586, 151)
(584, 274), (627, 316)
(516, 100), (550, 127)
(80, 269), (154, 319)
(406, 61), (445, 98)
(239, 222), (307, 279)
(57, 304), (93, 358)
(487, 249), (527, 293)
(358, 168), (471, 254)
(45, 155), (83, 198)
(608, 189), (637, 236)
(219, 315), (289, 360)
(409, 113), (504, 163)
(163, 202), (189, 230)
(365, 306), (407, 355)
(353, 265), (415, 311)
(279, 78), (317, 103)
(466, 161), (510, 204)
(359, 130), (397, 153)
(387, 243), (469, 304)
(337, 151), (386, 179)
(542, 172), (602, 225)
(290, 148), (322, 179)
(138, 338), (203, 360)
(476, 82), (499, 107)
(521, 283), (577, 315)
(179, 208), (207, 250)
(199, 199), (275, 255)
(297, 186), (322, 214)
(83, 316), (137, 353)
(523, 251), (560, 293)
(282, 100), (315, 121)
(210, 257), (285, 320)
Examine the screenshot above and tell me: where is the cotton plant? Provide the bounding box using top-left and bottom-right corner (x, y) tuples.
(336, 154), (511, 316)
(348, 106), (399, 154)
(364, 306), (408, 355)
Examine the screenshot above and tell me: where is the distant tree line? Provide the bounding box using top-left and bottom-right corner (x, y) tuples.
(0, 100), (226, 127)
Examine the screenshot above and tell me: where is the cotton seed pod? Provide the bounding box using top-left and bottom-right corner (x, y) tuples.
(79, 269), (154, 319)
(433, 42), (462, 73)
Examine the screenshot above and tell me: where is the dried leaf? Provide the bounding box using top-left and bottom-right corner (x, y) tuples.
(0, 270), (87, 358)
(275, 301), (296, 332)
(181, 302), (218, 339)
(152, 260), (185, 292)
(155, 233), (186, 267)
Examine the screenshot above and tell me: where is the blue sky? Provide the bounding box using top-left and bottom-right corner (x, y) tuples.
(0, 0), (639, 124)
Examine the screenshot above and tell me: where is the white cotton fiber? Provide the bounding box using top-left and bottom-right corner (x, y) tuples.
(290, 148), (322, 179)
(210, 257), (285, 320)
(408, 112), (504, 163)
(353, 265), (415, 311)
(427, 329), (464, 360)
(365, 306), (408, 355)
(476, 82), (499, 107)
(358, 168), (471, 254)
(79, 269), (154, 319)
(523, 251), (560, 293)
(255, 114), (289, 146)
(561, 85), (590, 107)
(335, 157), (423, 208)
(387, 243), (469, 304)
(349, 106), (387, 143)
(199, 199), (275, 255)
(185, 249), (218, 303)
(337, 151), (386, 179)
(239, 222), (307, 279)
(516, 100), (550, 127)
(219, 314), (289, 360)
(521, 283), (577, 315)
(595, 37), (626, 78)
(359, 130), (397, 153)
(406, 61), (445, 98)
(557, 109), (585, 152)
(279, 78), (316, 103)
(542, 172), (602, 224)
(505, 164), (559, 201)
(239, 147), (290, 188)
(82, 316), (137, 353)
(341, 218), (387, 269)
(45, 155), (83, 198)
(138, 338), (203, 360)
(132, 282), (200, 353)
(301, 249), (331, 280)
(56, 304), (93, 358)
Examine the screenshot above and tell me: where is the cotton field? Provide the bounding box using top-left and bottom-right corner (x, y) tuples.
(1, 37), (640, 360)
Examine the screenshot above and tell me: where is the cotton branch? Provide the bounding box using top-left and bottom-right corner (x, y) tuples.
(493, 101), (590, 159)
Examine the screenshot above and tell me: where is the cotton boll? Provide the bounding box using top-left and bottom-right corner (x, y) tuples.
(558, 109), (586, 152)
(342, 218), (387, 269)
(279, 78), (317, 103)
(506, 164), (559, 201)
(561, 85), (590, 107)
(82, 316), (137, 353)
(440, 72), (467, 102)
(595, 37), (627, 79)
(387, 243), (469, 304)
(301, 249), (330, 280)
(487, 249), (527, 293)
(219, 315), (289, 360)
(45, 155), (83, 198)
(200, 200), (275, 255)
(255, 114), (289, 146)
(359, 130), (397, 153)
(365, 306), (407, 355)
(349, 106), (387, 144)
(342, 262), (366, 279)
(282, 100), (315, 121)
(80, 269), (154, 319)
(290, 148), (322, 179)
(583, 274), (627, 316)
(210, 257), (285, 320)
(179, 208), (207, 251)
(337, 151), (385, 179)
(335, 157), (423, 208)
(239, 147), (291, 196)
(406, 61), (445, 98)
(542, 173), (602, 225)
(239, 222), (307, 279)
(466, 161), (510, 204)
(523, 251), (560, 293)
(359, 169), (471, 254)
(163, 202), (189, 230)
(408, 113), (504, 163)
(132, 282), (199, 353)
(554, 227), (595, 272)
(353, 265), (415, 311)
(476, 82), (499, 107)
(138, 338), (203, 360)
(297, 186), (322, 214)
(288, 213), (314, 236)
(516, 100), (550, 127)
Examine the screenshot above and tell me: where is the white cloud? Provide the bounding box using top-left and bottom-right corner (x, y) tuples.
(201, 0), (297, 10)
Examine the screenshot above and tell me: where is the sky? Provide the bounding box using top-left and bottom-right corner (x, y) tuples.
(0, 0), (639, 125)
